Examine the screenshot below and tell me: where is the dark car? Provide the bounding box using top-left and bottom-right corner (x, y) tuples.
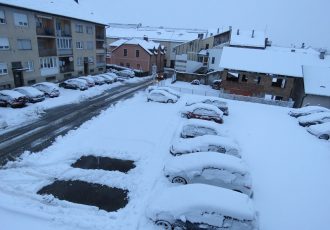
(33, 82), (60, 98)
(59, 79), (88, 91)
(0, 90), (27, 108)
(13, 86), (45, 103)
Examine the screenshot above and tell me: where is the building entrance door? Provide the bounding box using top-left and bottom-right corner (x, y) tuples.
(13, 71), (24, 87)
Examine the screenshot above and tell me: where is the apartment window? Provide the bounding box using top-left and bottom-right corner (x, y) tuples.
(77, 57), (83, 66)
(0, 63), (8, 75)
(76, 41), (83, 49)
(88, 56), (94, 63)
(90, 69), (94, 73)
(86, 26), (93, 34)
(23, 61), (34, 72)
(211, 57), (215, 64)
(205, 44), (209, 49)
(136, 50), (139, 57)
(57, 38), (72, 49)
(17, 39), (32, 50)
(124, 49), (127, 56)
(271, 77), (286, 88)
(241, 74), (248, 82)
(0, 10), (6, 24)
(27, 79), (36, 85)
(255, 76), (261, 84)
(0, 37), (9, 50)
(40, 57), (57, 68)
(75, 24), (83, 33)
(86, 41), (93, 50)
(226, 72), (239, 82)
(13, 13), (28, 27)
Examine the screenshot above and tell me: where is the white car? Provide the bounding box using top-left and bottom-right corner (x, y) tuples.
(181, 103), (224, 124)
(78, 76), (96, 87)
(13, 86), (45, 103)
(0, 90), (27, 108)
(33, 82), (60, 98)
(164, 152), (253, 196)
(298, 112), (330, 127)
(91, 75), (106, 85)
(146, 86), (181, 99)
(118, 69), (135, 78)
(99, 74), (114, 84)
(307, 122), (330, 140)
(147, 89), (178, 103)
(186, 98), (229, 115)
(104, 72), (118, 82)
(170, 135), (241, 158)
(289, 106), (329, 118)
(146, 184), (258, 230)
(180, 119), (224, 138)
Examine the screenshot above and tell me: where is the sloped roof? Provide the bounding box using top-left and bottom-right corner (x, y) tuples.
(0, 0), (107, 25)
(303, 66), (330, 97)
(110, 38), (161, 55)
(230, 28), (266, 48)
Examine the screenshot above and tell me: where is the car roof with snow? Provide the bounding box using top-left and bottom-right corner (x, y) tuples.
(157, 87), (181, 97)
(0, 89), (25, 98)
(164, 152), (248, 175)
(146, 184), (256, 221)
(34, 82), (58, 88)
(186, 97), (228, 105)
(14, 86), (44, 96)
(307, 122), (330, 133)
(66, 78), (87, 84)
(289, 106), (329, 114)
(298, 112), (330, 122)
(182, 103), (223, 115)
(149, 89), (178, 99)
(181, 119), (224, 133)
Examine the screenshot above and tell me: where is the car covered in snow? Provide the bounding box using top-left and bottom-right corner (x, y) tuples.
(78, 76), (96, 87)
(170, 135), (240, 158)
(186, 98), (229, 115)
(0, 90), (27, 108)
(164, 152), (253, 196)
(91, 75), (106, 85)
(191, 79), (200, 85)
(181, 103), (224, 123)
(147, 89), (178, 103)
(180, 119), (224, 138)
(118, 69), (135, 78)
(104, 72), (118, 82)
(146, 184), (257, 230)
(32, 82), (60, 98)
(307, 122), (330, 140)
(13, 86), (45, 103)
(99, 74), (114, 84)
(59, 79), (89, 91)
(298, 112), (330, 127)
(288, 106), (329, 118)
(146, 86), (181, 99)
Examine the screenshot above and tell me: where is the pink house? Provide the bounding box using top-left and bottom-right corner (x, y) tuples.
(107, 38), (165, 74)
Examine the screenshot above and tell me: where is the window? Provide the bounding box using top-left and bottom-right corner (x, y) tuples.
(14, 13), (28, 27)
(76, 41), (83, 49)
(126, 63), (130, 68)
(136, 50), (139, 57)
(77, 57), (83, 66)
(0, 10), (6, 24)
(98, 67), (103, 71)
(226, 72), (239, 82)
(40, 57), (57, 69)
(86, 41), (93, 50)
(88, 56), (94, 63)
(205, 44), (209, 49)
(90, 69), (94, 73)
(57, 38), (72, 49)
(271, 77), (286, 88)
(27, 79), (36, 85)
(211, 57), (215, 64)
(46, 76), (56, 82)
(241, 74), (248, 82)
(0, 37), (9, 50)
(0, 63), (8, 75)
(86, 26), (93, 34)
(124, 49), (127, 56)
(23, 60), (34, 71)
(255, 76), (261, 84)
(17, 39), (32, 50)
(75, 24), (83, 33)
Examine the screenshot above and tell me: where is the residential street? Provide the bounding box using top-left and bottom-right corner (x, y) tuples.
(0, 79), (153, 165)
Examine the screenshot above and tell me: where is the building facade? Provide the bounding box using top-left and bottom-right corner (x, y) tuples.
(0, 3), (106, 89)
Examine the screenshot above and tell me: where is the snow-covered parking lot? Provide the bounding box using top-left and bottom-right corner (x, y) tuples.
(0, 81), (330, 230)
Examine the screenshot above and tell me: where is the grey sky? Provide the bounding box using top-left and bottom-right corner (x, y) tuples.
(81, 0), (330, 49)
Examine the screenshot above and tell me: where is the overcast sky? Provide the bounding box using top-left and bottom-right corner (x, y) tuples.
(80, 0), (330, 49)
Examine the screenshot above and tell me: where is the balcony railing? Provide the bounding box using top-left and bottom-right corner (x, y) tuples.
(37, 28), (55, 36)
(57, 49), (73, 56)
(39, 48), (57, 57)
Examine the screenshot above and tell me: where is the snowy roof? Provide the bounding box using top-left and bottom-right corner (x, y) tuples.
(230, 28), (266, 48)
(0, 0), (107, 25)
(146, 184), (256, 221)
(110, 38), (161, 55)
(302, 66), (330, 97)
(0, 89), (25, 98)
(220, 47), (304, 78)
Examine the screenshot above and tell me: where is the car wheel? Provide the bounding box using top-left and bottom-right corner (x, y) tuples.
(172, 176), (187, 184)
(319, 134), (329, 140)
(167, 99), (174, 103)
(187, 113), (192, 119)
(155, 220), (172, 229)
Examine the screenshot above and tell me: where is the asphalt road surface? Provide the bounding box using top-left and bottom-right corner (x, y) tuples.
(0, 79), (153, 166)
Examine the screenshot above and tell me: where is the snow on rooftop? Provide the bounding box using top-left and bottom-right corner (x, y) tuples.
(230, 28), (266, 48)
(303, 66), (330, 97)
(110, 38), (161, 55)
(0, 0), (107, 25)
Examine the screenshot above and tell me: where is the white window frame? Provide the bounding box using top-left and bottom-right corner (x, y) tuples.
(56, 38), (72, 49)
(0, 63), (8, 75)
(86, 26), (93, 34)
(77, 57), (83, 66)
(40, 57), (57, 69)
(86, 41), (93, 50)
(13, 12), (28, 27)
(0, 37), (9, 50)
(17, 39), (32, 50)
(76, 41), (83, 49)
(75, 24), (83, 33)
(24, 60), (34, 72)
(0, 10), (6, 24)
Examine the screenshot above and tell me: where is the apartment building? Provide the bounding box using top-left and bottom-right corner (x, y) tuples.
(0, 1), (107, 89)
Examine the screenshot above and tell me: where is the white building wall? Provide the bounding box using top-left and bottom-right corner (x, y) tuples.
(208, 47), (223, 71)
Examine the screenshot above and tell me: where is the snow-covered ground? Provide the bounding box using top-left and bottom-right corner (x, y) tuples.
(0, 81), (329, 230)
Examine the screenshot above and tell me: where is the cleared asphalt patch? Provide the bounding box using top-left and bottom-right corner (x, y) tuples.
(37, 180), (129, 212)
(71, 155), (136, 173)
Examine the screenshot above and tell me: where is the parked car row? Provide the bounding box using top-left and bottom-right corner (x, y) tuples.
(0, 82), (60, 108)
(145, 93), (258, 229)
(289, 106), (330, 140)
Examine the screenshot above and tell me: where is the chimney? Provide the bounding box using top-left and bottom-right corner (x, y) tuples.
(319, 50), (326, 59)
(237, 29), (240, 35)
(217, 28), (220, 34)
(143, 35), (148, 41)
(229, 26), (232, 31)
(301, 43), (305, 48)
(198, 33), (204, 39)
(252, 30), (255, 38)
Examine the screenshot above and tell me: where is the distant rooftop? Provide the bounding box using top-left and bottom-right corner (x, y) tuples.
(230, 28), (267, 48)
(303, 66), (330, 97)
(110, 38), (163, 55)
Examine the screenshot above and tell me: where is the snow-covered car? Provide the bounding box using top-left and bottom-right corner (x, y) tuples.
(78, 77), (96, 87)
(0, 90), (27, 108)
(180, 119), (224, 138)
(146, 184), (257, 230)
(307, 122), (330, 140)
(104, 72), (118, 82)
(298, 112), (330, 127)
(181, 103), (224, 124)
(91, 75), (106, 85)
(32, 82), (60, 98)
(147, 89), (178, 103)
(146, 86), (181, 99)
(212, 79), (222, 89)
(59, 79), (88, 91)
(99, 74), (114, 84)
(164, 152), (253, 196)
(191, 79), (200, 85)
(13, 86), (45, 103)
(118, 69), (135, 78)
(186, 98), (229, 115)
(170, 135), (241, 158)
(288, 106), (329, 118)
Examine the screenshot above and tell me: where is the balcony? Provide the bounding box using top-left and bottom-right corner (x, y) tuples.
(59, 56), (74, 73)
(95, 26), (105, 40)
(55, 18), (72, 37)
(36, 16), (55, 36)
(38, 38), (57, 57)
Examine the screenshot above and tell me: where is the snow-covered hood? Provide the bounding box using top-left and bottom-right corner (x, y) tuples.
(307, 122), (330, 135)
(289, 106), (329, 116)
(0, 90), (26, 99)
(15, 87), (44, 97)
(180, 119), (225, 135)
(181, 103), (223, 116)
(298, 112), (330, 123)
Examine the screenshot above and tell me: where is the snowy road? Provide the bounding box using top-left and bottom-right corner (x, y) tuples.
(0, 79), (153, 165)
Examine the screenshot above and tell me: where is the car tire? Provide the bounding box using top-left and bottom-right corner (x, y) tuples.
(187, 114), (192, 119)
(167, 99), (174, 103)
(155, 220), (172, 229)
(172, 176), (187, 184)
(319, 134), (329, 140)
